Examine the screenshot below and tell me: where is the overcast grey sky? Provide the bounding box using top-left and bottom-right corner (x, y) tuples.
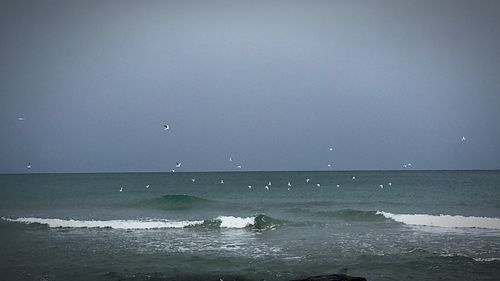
(1, 0), (500, 173)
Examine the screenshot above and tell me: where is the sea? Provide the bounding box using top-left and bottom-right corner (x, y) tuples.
(1, 170), (500, 281)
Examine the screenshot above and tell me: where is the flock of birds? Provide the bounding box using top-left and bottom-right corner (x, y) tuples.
(19, 118), (468, 184)
(114, 124), (399, 193)
(114, 123), (468, 193)
(161, 123), (430, 173)
(117, 173), (396, 193)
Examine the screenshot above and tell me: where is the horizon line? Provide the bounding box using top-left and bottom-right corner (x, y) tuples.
(1, 168), (499, 175)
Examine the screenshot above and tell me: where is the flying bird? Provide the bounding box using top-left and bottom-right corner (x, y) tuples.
(265, 185), (269, 190)
(248, 185), (252, 189)
(191, 178), (196, 182)
(388, 182), (392, 186)
(329, 147), (333, 151)
(146, 184), (150, 189)
(327, 164), (332, 168)
(461, 136), (466, 142)
(176, 162), (182, 168)
(379, 184), (384, 189)
(220, 179), (224, 184)
(306, 178), (310, 183)
(119, 187), (123, 192)
(287, 182), (292, 187)
(237, 165), (242, 169)
(26, 162), (31, 169)
(229, 157), (233, 162)
(163, 124), (170, 130)
(17, 117), (25, 121)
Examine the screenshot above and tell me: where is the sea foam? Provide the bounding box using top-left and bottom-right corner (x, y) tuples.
(1, 217), (203, 229)
(377, 211), (500, 229)
(1, 215), (263, 230)
(216, 215), (255, 228)
(473, 257), (500, 262)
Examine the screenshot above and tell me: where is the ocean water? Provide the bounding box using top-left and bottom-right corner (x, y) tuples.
(1, 170), (500, 281)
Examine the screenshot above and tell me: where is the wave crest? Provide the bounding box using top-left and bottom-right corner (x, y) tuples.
(188, 214), (283, 230)
(377, 211), (500, 229)
(1, 217), (203, 229)
(1, 214), (282, 230)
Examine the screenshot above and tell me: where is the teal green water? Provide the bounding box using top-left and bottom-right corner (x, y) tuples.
(1, 171), (500, 280)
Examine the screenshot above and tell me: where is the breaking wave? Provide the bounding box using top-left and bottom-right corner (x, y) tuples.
(472, 257), (500, 262)
(1, 214), (283, 230)
(1, 217), (202, 229)
(5, 211), (498, 230)
(189, 214), (283, 230)
(439, 254), (500, 263)
(377, 211), (500, 229)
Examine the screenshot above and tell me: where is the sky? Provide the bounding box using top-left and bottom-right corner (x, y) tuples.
(1, 0), (500, 173)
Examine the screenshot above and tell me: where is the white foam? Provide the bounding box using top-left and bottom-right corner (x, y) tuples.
(1, 217), (203, 229)
(441, 254), (500, 262)
(473, 257), (500, 262)
(377, 211), (500, 229)
(2, 216), (260, 230)
(217, 216), (255, 228)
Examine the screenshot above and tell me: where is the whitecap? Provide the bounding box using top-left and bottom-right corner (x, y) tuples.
(1, 217), (203, 229)
(473, 257), (500, 262)
(216, 216), (255, 228)
(376, 211), (500, 229)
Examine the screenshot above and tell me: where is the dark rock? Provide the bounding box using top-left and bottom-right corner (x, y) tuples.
(290, 273), (367, 281)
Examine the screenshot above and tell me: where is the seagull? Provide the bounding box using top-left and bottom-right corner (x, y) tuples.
(268, 181), (272, 186)
(327, 164), (332, 168)
(287, 187), (290, 191)
(336, 184), (340, 188)
(461, 136), (466, 142)
(146, 184), (150, 189)
(191, 178), (195, 182)
(229, 157), (233, 162)
(403, 164), (407, 168)
(379, 184), (384, 189)
(287, 182), (292, 187)
(163, 124), (170, 130)
(316, 183), (321, 187)
(26, 162), (31, 169)
(171, 169), (175, 173)
(220, 179), (224, 184)
(119, 187), (123, 192)
(407, 163), (412, 167)
(306, 178), (310, 183)
(265, 185), (269, 190)
(237, 165), (242, 169)
(352, 176), (356, 180)
(388, 182), (392, 186)
(329, 147), (333, 151)
(17, 117), (25, 121)
(176, 162), (182, 168)
(248, 185), (252, 189)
